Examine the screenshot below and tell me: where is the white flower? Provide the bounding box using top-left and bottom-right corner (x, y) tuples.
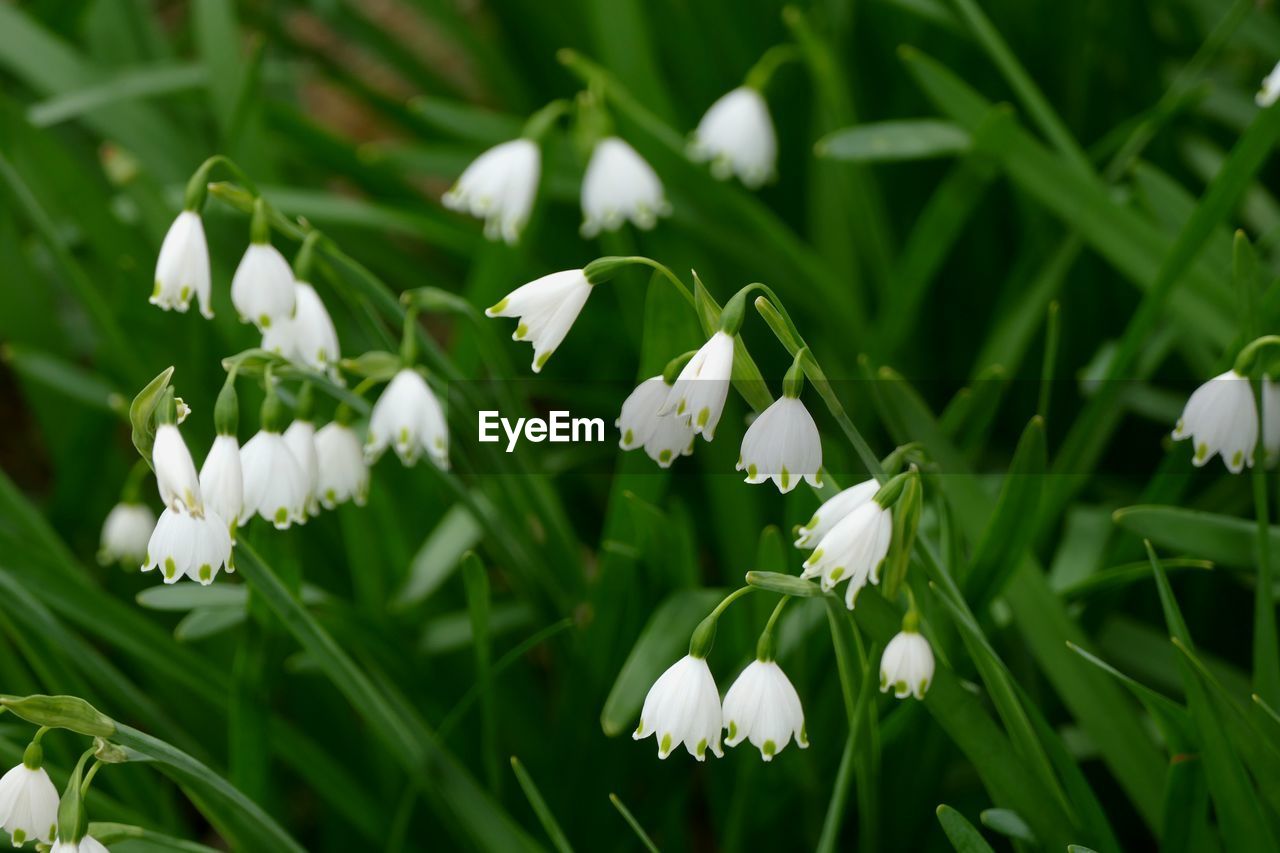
(722, 660), (807, 760)
(689, 87), (777, 188)
(1171, 370), (1257, 473)
(239, 429), (309, 528)
(152, 423), (203, 514)
(152, 210), (212, 318)
(663, 331), (736, 440)
(880, 630), (935, 699)
(801, 500), (892, 609)
(1263, 377), (1280, 466)
(51, 837), (110, 853)
(231, 242), (296, 330)
(143, 506), (233, 584)
(261, 282), (340, 374)
(284, 420), (320, 517)
(580, 137), (670, 238)
(794, 480), (878, 549)
(486, 270), (592, 373)
(365, 369), (449, 469)
(315, 422), (370, 508)
(98, 502), (156, 565)
(737, 396), (822, 492)
(443, 139), (540, 244)
(617, 376), (695, 468)
(199, 434), (244, 537)
(0, 762), (59, 845)
(633, 655), (723, 760)
(1259, 61), (1280, 108)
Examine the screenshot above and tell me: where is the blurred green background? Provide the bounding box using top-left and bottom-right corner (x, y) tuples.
(2, 0), (1280, 850)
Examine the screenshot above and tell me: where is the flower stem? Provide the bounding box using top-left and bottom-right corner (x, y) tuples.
(689, 586), (757, 657)
(756, 596), (791, 661)
(584, 256), (696, 307)
(1253, 411), (1280, 705)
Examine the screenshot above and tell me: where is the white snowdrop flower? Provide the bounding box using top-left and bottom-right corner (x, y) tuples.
(633, 655), (723, 761)
(801, 499), (892, 609)
(580, 137), (670, 238)
(1171, 370), (1257, 473)
(722, 660), (807, 760)
(663, 331), (736, 440)
(142, 506), (233, 584)
(617, 376), (695, 468)
(152, 423), (203, 514)
(880, 629), (935, 700)
(1259, 61), (1280, 108)
(443, 139), (540, 244)
(51, 837), (110, 853)
(152, 210), (212, 318)
(199, 435), (244, 537)
(0, 757), (59, 845)
(98, 502), (156, 566)
(689, 87), (777, 189)
(794, 480), (878, 549)
(261, 282), (340, 375)
(284, 419), (321, 517)
(1262, 377), (1280, 466)
(240, 429), (309, 529)
(315, 422), (370, 508)
(737, 396), (822, 493)
(365, 368), (449, 469)
(231, 242), (296, 330)
(486, 270), (593, 373)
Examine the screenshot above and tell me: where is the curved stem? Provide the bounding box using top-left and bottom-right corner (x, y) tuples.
(590, 256), (695, 307)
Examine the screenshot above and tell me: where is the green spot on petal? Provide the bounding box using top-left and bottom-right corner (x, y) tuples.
(163, 557), (176, 579)
(623, 429), (634, 445)
(151, 281), (162, 298)
(696, 738), (707, 758)
(199, 564), (212, 582)
(259, 314), (271, 328)
(660, 733), (672, 754)
(1195, 443), (1207, 461)
(326, 489), (337, 503)
(728, 721), (737, 739)
(399, 427), (410, 446)
(658, 449), (672, 463)
(747, 463), (758, 479)
(180, 285), (191, 301)
(274, 507), (288, 525)
(515, 322), (529, 339)
(12, 829), (25, 846)
(810, 548), (824, 562)
(763, 740), (776, 756)
(488, 297), (509, 314)
(896, 680), (908, 695)
(829, 566), (844, 582)
(780, 468), (790, 489)
(535, 351), (551, 369)
(696, 407), (709, 428)
(1233, 450), (1243, 468)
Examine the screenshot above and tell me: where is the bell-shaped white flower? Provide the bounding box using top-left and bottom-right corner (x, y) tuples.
(443, 138), (541, 244)
(737, 396), (822, 493)
(689, 87), (777, 189)
(722, 659), (807, 760)
(794, 480), (878, 549)
(284, 419), (320, 517)
(98, 502), (156, 566)
(880, 629), (935, 700)
(1171, 369), (1257, 473)
(801, 499), (892, 609)
(365, 368), (449, 469)
(663, 331), (736, 441)
(152, 210), (212, 318)
(240, 429), (309, 529)
(315, 421), (370, 508)
(1259, 61), (1280, 108)
(143, 506), (233, 584)
(617, 376), (695, 468)
(262, 282), (340, 375)
(486, 270), (593, 373)
(152, 423), (203, 514)
(231, 242), (296, 330)
(580, 137), (670, 238)
(0, 759), (59, 845)
(51, 836), (110, 853)
(633, 655), (723, 760)
(199, 435), (244, 537)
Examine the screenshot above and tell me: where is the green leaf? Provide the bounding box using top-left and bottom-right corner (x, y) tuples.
(26, 62), (206, 127)
(979, 809), (1036, 844)
(1113, 505), (1272, 568)
(510, 756), (574, 853)
(129, 366), (174, 468)
(609, 793), (660, 853)
(1, 343), (123, 414)
(393, 503), (484, 610)
(817, 119), (971, 162)
(463, 553), (499, 794)
(935, 805), (996, 853)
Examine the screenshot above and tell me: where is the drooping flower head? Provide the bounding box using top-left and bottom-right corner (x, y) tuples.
(722, 659), (807, 760)
(98, 502), (156, 566)
(0, 741), (60, 846)
(51, 836), (110, 853)
(689, 87), (777, 189)
(199, 380), (245, 538)
(143, 505), (234, 584)
(880, 628), (935, 700)
(443, 139), (541, 244)
(239, 383), (309, 529)
(1171, 369), (1257, 473)
(231, 240), (296, 331)
(633, 655), (723, 761)
(365, 368), (449, 469)
(152, 210), (212, 317)
(486, 269), (594, 373)
(152, 417), (203, 516)
(663, 331), (736, 441)
(315, 419), (370, 508)
(617, 376), (695, 468)
(284, 421), (321, 518)
(1259, 61), (1280, 108)
(737, 395), (822, 493)
(262, 281), (340, 376)
(801, 498), (892, 609)
(793, 480), (878, 549)
(580, 137), (671, 238)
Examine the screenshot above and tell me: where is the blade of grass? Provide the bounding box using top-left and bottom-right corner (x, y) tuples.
(936, 804), (996, 853)
(511, 756), (574, 853)
(609, 793), (660, 853)
(463, 553), (500, 795)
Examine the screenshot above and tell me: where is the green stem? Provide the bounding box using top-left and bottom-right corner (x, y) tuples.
(1254, 399), (1280, 706)
(756, 596), (791, 661)
(744, 44), (801, 91)
(689, 586), (757, 657)
(1038, 301), (1060, 420)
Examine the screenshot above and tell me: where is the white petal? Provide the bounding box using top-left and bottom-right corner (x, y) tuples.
(231, 243), (296, 329)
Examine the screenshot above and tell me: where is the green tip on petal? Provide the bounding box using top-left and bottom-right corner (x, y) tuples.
(1233, 450), (1243, 468)
(747, 463), (758, 479)
(896, 680), (908, 696)
(810, 548), (824, 562)
(514, 322), (529, 340)
(259, 314), (271, 328)
(535, 351), (551, 369)
(1195, 443), (1207, 461)
(325, 489), (336, 503)
(163, 557), (176, 579)
(635, 719), (644, 734)
(12, 830), (24, 846)
(658, 449), (672, 463)
(696, 407), (710, 428)
(274, 507), (288, 525)
(780, 468), (790, 489)
(180, 285), (191, 301)
(199, 564), (212, 582)
(487, 297), (509, 314)
(728, 721), (738, 740)
(151, 281), (162, 298)
(762, 740), (776, 757)
(828, 566), (844, 582)
(660, 733), (672, 755)
(696, 738), (707, 758)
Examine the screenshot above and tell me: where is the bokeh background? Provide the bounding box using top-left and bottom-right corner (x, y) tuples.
(2, 0), (1279, 850)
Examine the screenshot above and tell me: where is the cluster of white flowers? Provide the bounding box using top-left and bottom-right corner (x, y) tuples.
(1, 735), (112, 851)
(635, 653), (807, 762)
